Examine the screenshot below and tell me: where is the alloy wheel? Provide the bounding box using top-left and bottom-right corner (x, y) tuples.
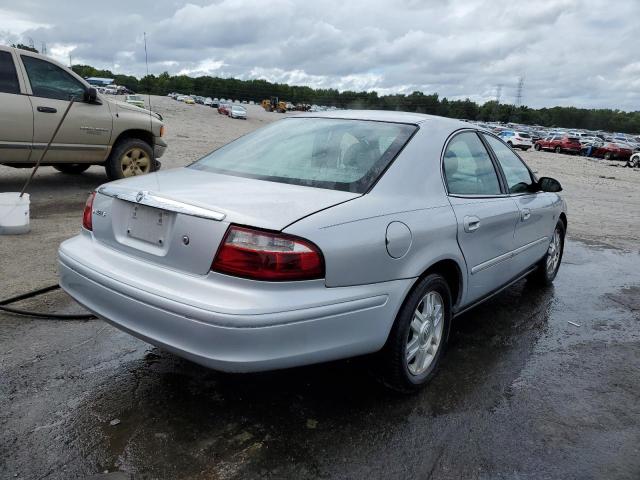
(121, 148), (151, 177)
(405, 291), (444, 376)
(546, 228), (562, 276)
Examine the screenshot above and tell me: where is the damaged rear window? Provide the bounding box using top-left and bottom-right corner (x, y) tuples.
(190, 117), (417, 193)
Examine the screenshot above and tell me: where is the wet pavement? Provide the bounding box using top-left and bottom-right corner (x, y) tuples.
(1, 240), (639, 479)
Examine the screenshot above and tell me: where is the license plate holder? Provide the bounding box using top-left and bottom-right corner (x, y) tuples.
(126, 204), (170, 245)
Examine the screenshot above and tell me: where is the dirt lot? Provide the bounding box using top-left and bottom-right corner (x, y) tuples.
(1, 96), (639, 479)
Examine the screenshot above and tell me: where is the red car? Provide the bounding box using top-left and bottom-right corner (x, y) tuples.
(217, 103), (230, 115)
(590, 142), (633, 160)
(534, 135), (582, 154)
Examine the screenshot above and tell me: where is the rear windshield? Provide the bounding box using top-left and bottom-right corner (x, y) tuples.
(190, 118), (417, 193)
(517, 132), (531, 138)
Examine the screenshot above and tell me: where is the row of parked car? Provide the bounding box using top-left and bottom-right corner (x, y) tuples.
(167, 93), (248, 119)
(479, 123), (640, 161)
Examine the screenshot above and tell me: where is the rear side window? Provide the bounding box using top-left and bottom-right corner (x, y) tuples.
(21, 55), (85, 101)
(483, 135), (534, 194)
(191, 118), (416, 193)
(443, 132), (502, 195)
(0, 51), (20, 94)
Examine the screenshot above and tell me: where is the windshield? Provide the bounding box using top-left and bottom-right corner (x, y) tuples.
(190, 118), (417, 193)
(129, 95), (143, 101)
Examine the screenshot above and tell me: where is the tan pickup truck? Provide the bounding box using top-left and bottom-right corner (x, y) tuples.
(0, 45), (166, 179)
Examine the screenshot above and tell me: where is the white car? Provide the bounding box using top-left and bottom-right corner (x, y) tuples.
(204, 97), (213, 106)
(498, 130), (533, 151)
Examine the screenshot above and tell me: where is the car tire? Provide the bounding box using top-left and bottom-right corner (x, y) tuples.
(378, 273), (452, 393)
(106, 138), (155, 181)
(534, 144), (541, 151)
(530, 220), (565, 286)
(554, 146), (562, 153)
(507, 141), (513, 148)
(604, 152), (612, 160)
(53, 164), (91, 175)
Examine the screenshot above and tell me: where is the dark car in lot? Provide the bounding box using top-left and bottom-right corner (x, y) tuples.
(534, 135), (581, 154)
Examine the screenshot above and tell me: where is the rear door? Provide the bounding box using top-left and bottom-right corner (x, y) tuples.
(18, 52), (112, 164)
(443, 130), (519, 304)
(483, 134), (557, 275)
(0, 48), (33, 163)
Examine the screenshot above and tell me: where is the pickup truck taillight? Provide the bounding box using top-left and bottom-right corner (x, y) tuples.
(82, 192), (96, 231)
(212, 226), (324, 281)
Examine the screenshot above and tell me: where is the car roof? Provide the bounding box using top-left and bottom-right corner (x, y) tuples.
(295, 109), (469, 128)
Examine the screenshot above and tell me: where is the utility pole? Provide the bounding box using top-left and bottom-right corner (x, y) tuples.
(492, 84), (502, 121)
(41, 42), (47, 56)
(515, 76), (524, 107)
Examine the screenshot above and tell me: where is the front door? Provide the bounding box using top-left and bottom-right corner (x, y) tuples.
(483, 134), (558, 275)
(18, 53), (112, 164)
(443, 131), (520, 305)
(0, 49), (33, 163)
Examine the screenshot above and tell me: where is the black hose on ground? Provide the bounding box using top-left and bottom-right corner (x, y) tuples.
(0, 284), (96, 320)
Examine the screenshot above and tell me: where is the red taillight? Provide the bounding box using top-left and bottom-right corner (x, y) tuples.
(212, 226), (324, 281)
(82, 192), (95, 231)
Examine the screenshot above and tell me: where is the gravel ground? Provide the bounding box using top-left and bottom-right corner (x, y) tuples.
(1, 96), (639, 479)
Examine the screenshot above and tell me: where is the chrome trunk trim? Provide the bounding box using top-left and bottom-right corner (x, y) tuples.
(98, 185), (226, 221)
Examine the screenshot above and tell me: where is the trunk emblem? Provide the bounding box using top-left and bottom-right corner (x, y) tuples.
(136, 191), (145, 203)
(182, 235), (190, 245)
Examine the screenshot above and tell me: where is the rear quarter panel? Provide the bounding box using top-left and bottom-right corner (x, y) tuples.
(285, 121), (468, 290)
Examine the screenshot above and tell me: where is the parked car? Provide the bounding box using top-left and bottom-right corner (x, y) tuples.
(125, 94), (145, 109)
(0, 44), (166, 179)
(204, 97), (213, 106)
(590, 142), (634, 160)
(184, 96), (195, 105)
(218, 103), (230, 115)
(195, 96), (205, 105)
(498, 130), (533, 151)
(229, 105), (247, 119)
(58, 112), (566, 392)
(534, 135), (581, 154)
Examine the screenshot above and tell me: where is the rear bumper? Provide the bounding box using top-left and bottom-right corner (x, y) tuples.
(58, 234), (412, 372)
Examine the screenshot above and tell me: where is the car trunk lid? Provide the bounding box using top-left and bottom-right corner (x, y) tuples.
(90, 168), (359, 275)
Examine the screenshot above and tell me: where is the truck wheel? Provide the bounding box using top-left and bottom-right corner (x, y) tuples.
(377, 273), (452, 393)
(53, 164), (91, 175)
(106, 138), (155, 180)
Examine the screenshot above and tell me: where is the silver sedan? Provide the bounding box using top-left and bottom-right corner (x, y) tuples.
(58, 111), (567, 392)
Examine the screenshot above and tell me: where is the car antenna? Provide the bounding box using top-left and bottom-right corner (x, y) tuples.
(143, 31), (157, 174)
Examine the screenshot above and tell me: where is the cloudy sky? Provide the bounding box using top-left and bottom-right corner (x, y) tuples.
(1, 0), (639, 110)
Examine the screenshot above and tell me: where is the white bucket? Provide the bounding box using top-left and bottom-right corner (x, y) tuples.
(0, 192), (30, 235)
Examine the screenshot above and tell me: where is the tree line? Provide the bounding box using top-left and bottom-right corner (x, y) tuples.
(70, 63), (640, 134)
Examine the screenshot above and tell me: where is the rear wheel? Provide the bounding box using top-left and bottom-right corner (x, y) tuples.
(507, 141), (514, 148)
(604, 152), (613, 160)
(530, 220), (565, 285)
(53, 164), (90, 175)
(534, 143), (541, 151)
(554, 146), (562, 153)
(106, 138), (155, 180)
(378, 274), (451, 393)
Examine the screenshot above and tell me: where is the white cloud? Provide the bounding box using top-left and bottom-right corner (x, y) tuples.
(1, 0), (639, 109)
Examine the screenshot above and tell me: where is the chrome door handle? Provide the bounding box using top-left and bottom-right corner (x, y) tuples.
(521, 208), (531, 221)
(463, 215), (481, 232)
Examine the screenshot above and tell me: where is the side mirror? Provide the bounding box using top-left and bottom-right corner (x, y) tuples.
(84, 87), (98, 103)
(538, 176), (562, 192)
